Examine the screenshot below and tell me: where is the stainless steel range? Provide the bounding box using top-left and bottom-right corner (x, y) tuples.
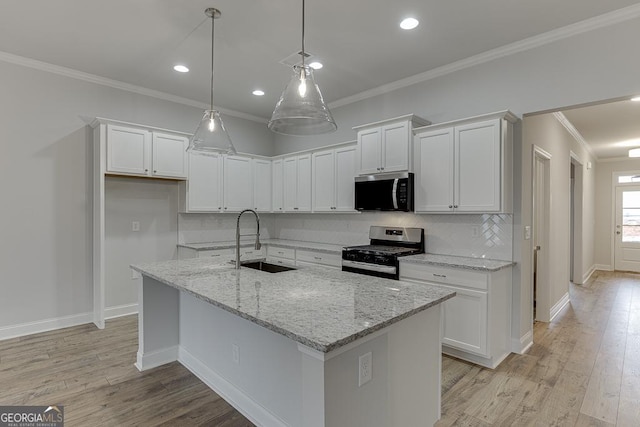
(342, 226), (424, 280)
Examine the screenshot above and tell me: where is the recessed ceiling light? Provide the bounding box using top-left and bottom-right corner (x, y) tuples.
(309, 61), (323, 70)
(631, 96), (640, 102)
(400, 17), (419, 30)
(252, 90), (265, 96)
(173, 65), (189, 73)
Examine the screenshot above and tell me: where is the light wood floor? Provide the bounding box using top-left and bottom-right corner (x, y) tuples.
(1, 270), (638, 426)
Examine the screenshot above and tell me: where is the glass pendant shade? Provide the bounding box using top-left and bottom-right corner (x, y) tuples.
(269, 65), (336, 135)
(189, 109), (236, 155)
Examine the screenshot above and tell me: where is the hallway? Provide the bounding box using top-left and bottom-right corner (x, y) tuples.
(437, 271), (640, 426)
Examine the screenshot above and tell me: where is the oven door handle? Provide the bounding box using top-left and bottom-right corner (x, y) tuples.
(342, 260), (397, 274)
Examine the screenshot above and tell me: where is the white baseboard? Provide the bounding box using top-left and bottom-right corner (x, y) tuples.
(105, 303), (138, 320)
(135, 346), (179, 372)
(512, 330), (533, 354)
(549, 292), (570, 322)
(582, 265), (597, 284)
(178, 347), (288, 427)
(0, 312), (93, 341)
(595, 264), (613, 272)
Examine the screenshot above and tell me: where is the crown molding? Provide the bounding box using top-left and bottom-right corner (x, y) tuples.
(598, 156), (640, 163)
(0, 50), (268, 124)
(553, 112), (598, 160)
(329, 3), (640, 110)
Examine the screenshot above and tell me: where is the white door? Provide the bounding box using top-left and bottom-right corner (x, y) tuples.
(253, 159), (272, 212)
(455, 119), (501, 212)
(106, 125), (150, 175)
(357, 128), (382, 174)
(187, 152), (222, 212)
(223, 155), (253, 212)
(296, 154), (312, 212)
(312, 149), (335, 212)
(414, 128), (454, 212)
(283, 156), (298, 211)
(334, 145), (357, 211)
(272, 159), (284, 212)
(532, 148), (551, 322)
(381, 121), (409, 173)
(151, 132), (188, 178)
(614, 186), (640, 272)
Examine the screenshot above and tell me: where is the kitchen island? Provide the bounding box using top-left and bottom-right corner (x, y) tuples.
(131, 257), (455, 427)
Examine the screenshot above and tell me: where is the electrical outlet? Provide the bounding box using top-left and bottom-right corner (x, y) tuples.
(358, 352), (372, 387)
(232, 344), (240, 365)
(132, 221), (140, 232)
(471, 226), (479, 238)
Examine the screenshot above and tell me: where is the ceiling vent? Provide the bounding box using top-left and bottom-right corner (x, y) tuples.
(279, 50), (315, 67)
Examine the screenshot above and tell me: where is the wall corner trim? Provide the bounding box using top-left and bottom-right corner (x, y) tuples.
(512, 330), (533, 354)
(549, 292), (571, 322)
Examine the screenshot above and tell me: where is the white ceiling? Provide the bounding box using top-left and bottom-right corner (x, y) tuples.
(1, 0), (639, 154)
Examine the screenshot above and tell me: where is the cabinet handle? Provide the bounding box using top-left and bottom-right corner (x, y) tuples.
(153, 170), (157, 173)
(224, 207), (227, 210)
(433, 273), (447, 278)
(145, 169), (149, 172)
(454, 205), (458, 208)
(449, 205), (453, 209)
(294, 207), (299, 210)
(381, 167), (384, 171)
(210, 254), (220, 257)
(314, 256), (322, 260)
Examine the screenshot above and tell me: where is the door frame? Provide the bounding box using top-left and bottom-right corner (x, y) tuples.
(532, 145), (552, 322)
(570, 152), (584, 284)
(611, 171), (640, 271)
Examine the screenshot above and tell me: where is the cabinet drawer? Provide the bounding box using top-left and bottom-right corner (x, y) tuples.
(400, 263), (487, 290)
(197, 249), (233, 260)
(266, 256), (296, 267)
(296, 250), (341, 267)
(267, 246), (295, 260)
(240, 248), (265, 260)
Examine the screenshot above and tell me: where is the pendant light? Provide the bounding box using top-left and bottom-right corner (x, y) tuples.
(187, 8), (237, 155)
(268, 0), (337, 136)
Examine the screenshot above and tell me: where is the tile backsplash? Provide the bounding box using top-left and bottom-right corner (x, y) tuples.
(179, 212), (513, 261)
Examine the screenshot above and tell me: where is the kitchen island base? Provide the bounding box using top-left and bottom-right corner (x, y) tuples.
(136, 276), (443, 427)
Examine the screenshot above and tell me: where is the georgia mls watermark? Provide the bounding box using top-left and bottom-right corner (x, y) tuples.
(0, 406), (64, 427)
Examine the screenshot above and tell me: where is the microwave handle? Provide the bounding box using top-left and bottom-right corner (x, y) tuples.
(392, 179), (399, 209)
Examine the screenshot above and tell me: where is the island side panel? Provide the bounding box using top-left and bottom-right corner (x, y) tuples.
(177, 291), (302, 427)
(136, 275), (179, 371)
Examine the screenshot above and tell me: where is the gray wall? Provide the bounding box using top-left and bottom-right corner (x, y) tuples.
(0, 59), (273, 332)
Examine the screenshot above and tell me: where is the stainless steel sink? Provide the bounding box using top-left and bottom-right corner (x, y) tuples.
(241, 261), (296, 273)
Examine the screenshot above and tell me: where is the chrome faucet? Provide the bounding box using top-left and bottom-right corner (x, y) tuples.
(236, 209), (261, 269)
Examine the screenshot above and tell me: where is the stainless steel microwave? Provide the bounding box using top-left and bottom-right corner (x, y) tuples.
(354, 172), (414, 212)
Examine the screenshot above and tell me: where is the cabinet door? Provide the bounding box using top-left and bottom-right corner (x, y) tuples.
(312, 149), (335, 212)
(187, 152), (223, 212)
(272, 159), (284, 212)
(152, 132), (188, 178)
(253, 159), (272, 212)
(414, 128), (454, 212)
(455, 119), (501, 212)
(439, 284), (488, 356)
(381, 121), (410, 173)
(223, 155), (253, 212)
(283, 156), (298, 211)
(106, 125), (150, 175)
(357, 128), (382, 175)
(334, 145), (357, 212)
(296, 154), (312, 212)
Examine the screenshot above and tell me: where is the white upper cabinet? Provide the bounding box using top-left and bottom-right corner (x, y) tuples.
(106, 124), (187, 179)
(283, 154), (312, 212)
(354, 115), (429, 175)
(312, 143), (357, 212)
(187, 152), (223, 212)
(272, 158), (284, 213)
(414, 111), (515, 214)
(253, 158), (272, 212)
(223, 155), (253, 212)
(152, 132), (188, 178)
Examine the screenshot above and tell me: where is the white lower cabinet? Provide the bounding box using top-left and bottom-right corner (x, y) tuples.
(400, 262), (512, 369)
(296, 249), (341, 268)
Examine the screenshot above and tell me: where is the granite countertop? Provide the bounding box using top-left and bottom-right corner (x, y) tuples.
(401, 253), (515, 272)
(178, 239), (345, 255)
(131, 258), (455, 353)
